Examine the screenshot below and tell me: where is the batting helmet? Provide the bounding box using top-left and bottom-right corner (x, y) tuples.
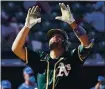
(47, 29), (70, 51)
(1, 80), (11, 89)
(23, 66), (34, 75)
(98, 76), (105, 82)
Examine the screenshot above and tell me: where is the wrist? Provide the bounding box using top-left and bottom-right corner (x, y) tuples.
(67, 14), (75, 25)
(24, 23), (32, 29)
(69, 21), (77, 30)
(24, 25), (31, 29)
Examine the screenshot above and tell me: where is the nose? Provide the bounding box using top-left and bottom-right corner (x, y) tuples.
(53, 35), (58, 38)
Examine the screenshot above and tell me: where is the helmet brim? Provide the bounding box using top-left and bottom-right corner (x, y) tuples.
(47, 29), (67, 40)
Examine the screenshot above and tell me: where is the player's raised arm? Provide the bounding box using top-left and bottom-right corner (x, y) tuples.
(55, 3), (91, 47)
(55, 3), (94, 60)
(12, 6), (41, 62)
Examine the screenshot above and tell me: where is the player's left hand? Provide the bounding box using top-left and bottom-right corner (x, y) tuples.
(55, 3), (75, 24)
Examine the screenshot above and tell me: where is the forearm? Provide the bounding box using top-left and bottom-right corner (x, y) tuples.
(95, 83), (101, 89)
(12, 26), (30, 50)
(70, 22), (90, 47)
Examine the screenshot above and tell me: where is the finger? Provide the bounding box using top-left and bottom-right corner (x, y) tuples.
(67, 4), (71, 12)
(35, 6), (41, 13)
(34, 6), (41, 17)
(33, 5), (38, 13)
(36, 18), (41, 23)
(32, 6), (36, 14)
(27, 8), (31, 17)
(55, 16), (62, 20)
(31, 6), (35, 14)
(61, 3), (67, 10)
(59, 3), (63, 12)
(33, 6), (38, 13)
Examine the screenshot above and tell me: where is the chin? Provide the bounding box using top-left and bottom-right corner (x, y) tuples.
(49, 42), (62, 49)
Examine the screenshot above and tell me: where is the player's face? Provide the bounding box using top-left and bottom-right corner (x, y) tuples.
(49, 33), (64, 49)
(24, 73), (30, 80)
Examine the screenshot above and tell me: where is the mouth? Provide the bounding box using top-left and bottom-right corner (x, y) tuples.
(49, 41), (59, 49)
(50, 38), (61, 45)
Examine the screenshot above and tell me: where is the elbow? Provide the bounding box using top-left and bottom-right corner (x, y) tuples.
(11, 45), (20, 57)
(11, 43), (18, 53)
(11, 45), (16, 53)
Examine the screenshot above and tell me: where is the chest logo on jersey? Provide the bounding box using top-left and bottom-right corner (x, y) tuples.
(57, 62), (71, 77)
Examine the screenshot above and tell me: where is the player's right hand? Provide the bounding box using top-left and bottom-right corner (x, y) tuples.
(25, 6), (41, 29)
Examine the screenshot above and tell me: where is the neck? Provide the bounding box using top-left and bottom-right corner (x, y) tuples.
(25, 80), (35, 86)
(50, 48), (64, 59)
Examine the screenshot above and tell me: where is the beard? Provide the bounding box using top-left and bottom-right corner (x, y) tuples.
(49, 42), (59, 49)
(49, 41), (63, 50)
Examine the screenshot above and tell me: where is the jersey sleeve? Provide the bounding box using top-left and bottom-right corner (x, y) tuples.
(18, 84), (24, 89)
(71, 41), (94, 64)
(25, 47), (47, 73)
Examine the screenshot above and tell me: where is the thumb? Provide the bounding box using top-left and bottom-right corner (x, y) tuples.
(55, 16), (62, 20)
(36, 18), (41, 23)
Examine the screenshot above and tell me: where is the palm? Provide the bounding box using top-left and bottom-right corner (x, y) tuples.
(29, 9), (40, 23)
(61, 9), (70, 21)
(28, 16), (38, 25)
(25, 6), (41, 28)
(55, 3), (75, 24)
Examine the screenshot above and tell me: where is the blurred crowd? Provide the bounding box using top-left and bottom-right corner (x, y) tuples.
(1, 66), (105, 89)
(90, 76), (105, 89)
(1, 76), (105, 89)
(1, 66), (38, 89)
(1, 1), (105, 62)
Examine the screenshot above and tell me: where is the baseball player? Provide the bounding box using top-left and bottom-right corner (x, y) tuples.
(18, 66), (37, 89)
(12, 3), (94, 89)
(1, 80), (11, 89)
(92, 76), (105, 89)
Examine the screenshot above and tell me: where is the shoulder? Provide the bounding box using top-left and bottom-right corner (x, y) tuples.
(26, 47), (47, 57)
(18, 83), (25, 89)
(66, 48), (77, 56)
(71, 48), (77, 55)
